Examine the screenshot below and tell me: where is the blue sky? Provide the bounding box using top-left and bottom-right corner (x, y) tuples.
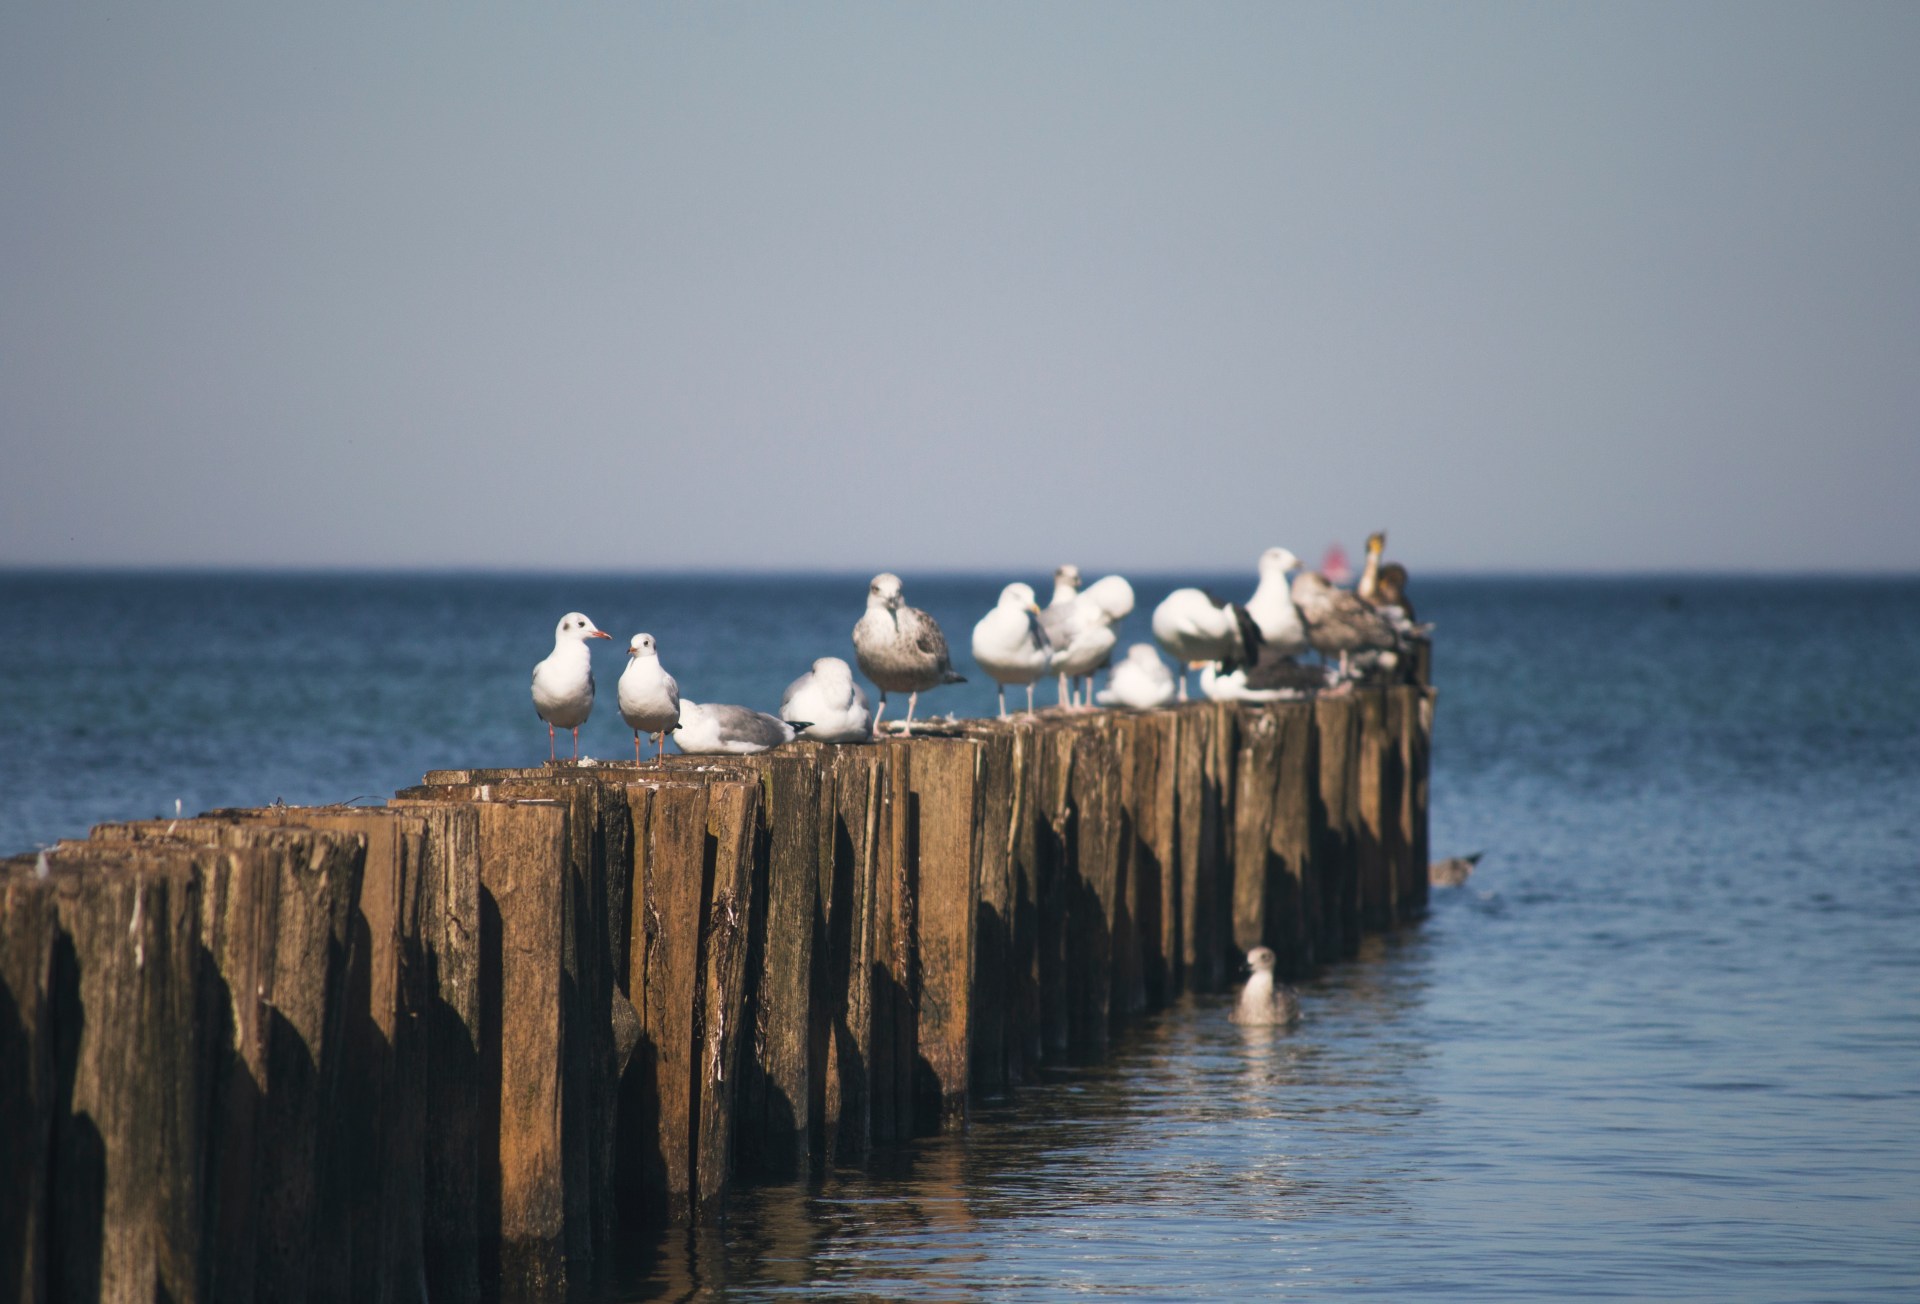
(3, 3), (1916, 572)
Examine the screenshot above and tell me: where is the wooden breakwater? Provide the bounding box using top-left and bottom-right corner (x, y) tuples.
(0, 681), (1432, 1304)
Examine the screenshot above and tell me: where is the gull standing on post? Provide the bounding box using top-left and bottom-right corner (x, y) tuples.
(1151, 589), (1259, 700)
(852, 573), (966, 734)
(971, 582), (1052, 718)
(1245, 548), (1309, 657)
(1039, 564), (1083, 705)
(617, 633), (680, 764)
(1291, 571), (1398, 677)
(780, 657), (873, 742)
(531, 611), (612, 761)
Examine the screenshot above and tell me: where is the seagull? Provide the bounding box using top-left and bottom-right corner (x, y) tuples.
(1049, 590), (1121, 708)
(1039, 564), (1083, 703)
(780, 656), (873, 742)
(531, 611), (611, 761)
(1244, 548), (1309, 657)
(1151, 588), (1259, 700)
(851, 572), (966, 734)
(1429, 852), (1483, 888)
(1230, 946), (1300, 1027)
(673, 700), (802, 755)
(1199, 654), (1340, 702)
(971, 582), (1052, 717)
(617, 633), (680, 764)
(1290, 571), (1398, 676)
(1095, 643), (1178, 710)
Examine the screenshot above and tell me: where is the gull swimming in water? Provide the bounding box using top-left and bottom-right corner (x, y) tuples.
(1095, 643), (1178, 710)
(531, 611), (612, 760)
(1230, 946), (1300, 1026)
(971, 582), (1052, 718)
(617, 633), (680, 764)
(1429, 852), (1483, 888)
(851, 572), (966, 734)
(673, 700), (802, 755)
(780, 656), (873, 742)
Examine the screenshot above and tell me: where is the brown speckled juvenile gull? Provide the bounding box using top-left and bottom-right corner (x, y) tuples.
(852, 572), (966, 734)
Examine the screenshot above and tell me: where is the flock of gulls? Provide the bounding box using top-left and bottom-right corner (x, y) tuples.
(528, 532), (1427, 763)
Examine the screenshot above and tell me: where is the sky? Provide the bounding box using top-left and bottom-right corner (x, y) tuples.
(2, 3), (1916, 574)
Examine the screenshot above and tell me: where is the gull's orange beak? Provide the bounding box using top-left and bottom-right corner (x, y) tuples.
(590, 629), (612, 640)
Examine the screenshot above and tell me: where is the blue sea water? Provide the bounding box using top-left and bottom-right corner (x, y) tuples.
(3, 571), (1918, 1300)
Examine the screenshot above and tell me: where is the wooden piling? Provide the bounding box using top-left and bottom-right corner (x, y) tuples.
(0, 684), (1434, 1298)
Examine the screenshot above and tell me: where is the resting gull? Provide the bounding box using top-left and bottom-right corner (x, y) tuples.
(1199, 653), (1340, 702)
(1038, 565), (1083, 703)
(1151, 588), (1259, 700)
(1095, 643), (1178, 711)
(1049, 589), (1123, 707)
(617, 633), (680, 764)
(531, 611), (612, 761)
(780, 656), (873, 743)
(1244, 548), (1309, 657)
(851, 572), (966, 734)
(971, 582), (1052, 718)
(1230, 947), (1300, 1027)
(674, 700), (801, 755)
(1291, 571), (1397, 676)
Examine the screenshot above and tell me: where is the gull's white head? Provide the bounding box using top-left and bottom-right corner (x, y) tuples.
(1124, 642), (1164, 667)
(1053, 563), (1082, 591)
(999, 581), (1041, 613)
(1082, 574), (1135, 621)
(628, 633), (659, 659)
(1259, 548), (1303, 579)
(1246, 946), (1278, 974)
(867, 573), (904, 611)
(811, 656), (855, 682)
(556, 612), (612, 642)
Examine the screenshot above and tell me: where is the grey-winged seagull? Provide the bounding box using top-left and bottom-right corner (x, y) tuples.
(531, 611), (612, 760)
(617, 633), (681, 764)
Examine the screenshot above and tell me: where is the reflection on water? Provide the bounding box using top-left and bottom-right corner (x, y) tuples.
(613, 932), (1442, 1301)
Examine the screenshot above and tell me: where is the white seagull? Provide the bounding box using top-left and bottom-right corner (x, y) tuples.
(971, 582), (1053, 718)
(617, 633), (681, 764)
(780, 656), (873, 742)
(531, 611), (612, 761)
(1151, 589), (1256, 700)
(1230, 946), (1301, 1027)
(1095, 643), (1178, 710)
(1245, 548), (1309, 657)
(673, 700), (802, 755)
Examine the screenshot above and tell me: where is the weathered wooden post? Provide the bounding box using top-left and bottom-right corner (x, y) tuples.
(728, 749), (824, 1178)
(1314, 694), (1362, 961)
(816, 746), (884, 1162)
(620, 768), (759, 1222)
(0, 871), (57, 1304)
(904, 736), (980, 1131)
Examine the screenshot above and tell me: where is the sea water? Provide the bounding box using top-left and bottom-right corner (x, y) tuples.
(2, 572), (1916, 1300)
